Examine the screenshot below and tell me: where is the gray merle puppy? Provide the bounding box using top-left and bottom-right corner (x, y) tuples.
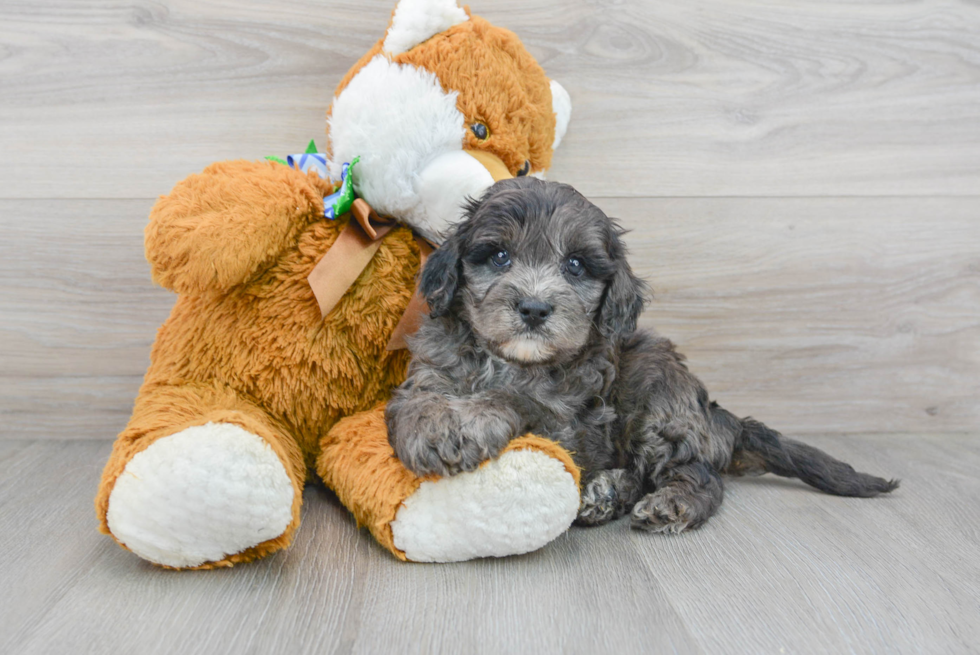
(386, 177), (897, 533)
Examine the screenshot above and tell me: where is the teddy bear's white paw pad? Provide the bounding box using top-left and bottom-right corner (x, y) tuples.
(107, 422), (294, 568)
(391, 448), (580, 562)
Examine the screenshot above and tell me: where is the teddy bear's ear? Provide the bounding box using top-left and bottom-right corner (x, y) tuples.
(382, 0), (469, 56)
(550, 80), (572, 150)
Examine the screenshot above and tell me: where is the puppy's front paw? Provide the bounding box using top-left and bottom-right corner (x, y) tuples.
(401, 430), (502, 477)
(388, 396), (460, 477)
(398, 425), (460, 478)
(391, 409), (505, 477)
(414, 419), (511, 477)
(387, 393), (517, 477)
(430, 425), (492, 477)
(450, 402), (515, 474)
(630, 489), (694, 534)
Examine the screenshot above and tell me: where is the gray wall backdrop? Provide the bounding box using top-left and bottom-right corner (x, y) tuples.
(1, 0), (978, 439)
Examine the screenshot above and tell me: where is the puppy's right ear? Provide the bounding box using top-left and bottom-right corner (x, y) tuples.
(419, 232), (462, 318)
(599, 259), (647, 338)
(598, 222), (648, 338)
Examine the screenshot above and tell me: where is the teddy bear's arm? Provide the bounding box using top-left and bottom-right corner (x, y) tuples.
(145, 160), (332, 294)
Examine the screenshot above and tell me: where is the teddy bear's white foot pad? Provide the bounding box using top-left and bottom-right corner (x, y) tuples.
(106, 422), (294, 568)
(390, 448), (580, 562)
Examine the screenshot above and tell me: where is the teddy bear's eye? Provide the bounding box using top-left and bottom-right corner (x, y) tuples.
(516, 160), (530, 176)
(471, 122), (489, 140)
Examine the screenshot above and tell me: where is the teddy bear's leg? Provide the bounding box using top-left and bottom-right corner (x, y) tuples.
(95, 384), (305, 569)
(317, 404), (582, 563)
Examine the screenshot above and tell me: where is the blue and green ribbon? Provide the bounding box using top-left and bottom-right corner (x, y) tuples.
(266, 140), (360, 219)
(322, 157), (359, 219)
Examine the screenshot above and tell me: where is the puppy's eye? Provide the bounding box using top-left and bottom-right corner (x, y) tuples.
(491, 249), (511, 267)
(565, 256), (585, 277)
(471, 122), (490, 141)
(516, 160), (531, 176)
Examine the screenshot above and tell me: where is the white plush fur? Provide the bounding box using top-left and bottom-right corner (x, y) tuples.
(383, 0), (469, 56)
(550, 80), (572, 150)
(416, 150), (495, 238)
(390, 448), (580, 562)
(106, 422), (294, 568)
(329, 56), (475, 243)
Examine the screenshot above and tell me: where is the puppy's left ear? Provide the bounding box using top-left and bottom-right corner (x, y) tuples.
(598, 230), (648, 338)
(419, 231), (462, 318)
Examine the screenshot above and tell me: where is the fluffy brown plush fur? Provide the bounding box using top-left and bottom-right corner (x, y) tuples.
(95, 6), (575, 566)
(319, 405), (579, 559)
(331, 11), (557, 177)
(95, 162), (420, 564)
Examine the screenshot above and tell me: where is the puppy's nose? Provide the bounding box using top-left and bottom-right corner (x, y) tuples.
(517, 298), (553, 328)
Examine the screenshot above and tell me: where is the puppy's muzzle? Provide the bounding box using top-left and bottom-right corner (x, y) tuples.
(517, 297), (553, 329)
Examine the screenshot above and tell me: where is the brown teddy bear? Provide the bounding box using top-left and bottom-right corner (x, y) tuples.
(95, 0), (581, 568)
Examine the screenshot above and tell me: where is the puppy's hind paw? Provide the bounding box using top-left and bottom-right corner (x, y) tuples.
(575, 469), (640, 527)
(630, 490), (694, 534)
(576, 486), (618, 527)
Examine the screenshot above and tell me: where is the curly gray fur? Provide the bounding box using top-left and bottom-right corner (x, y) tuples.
(386, 177), (898, 533)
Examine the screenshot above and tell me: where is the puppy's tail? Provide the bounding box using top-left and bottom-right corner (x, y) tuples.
(710, 403), (899, 497)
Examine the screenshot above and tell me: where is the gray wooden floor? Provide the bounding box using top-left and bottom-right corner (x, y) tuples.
(2, 0), (980, 653)
(1, 435), (978, 655)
